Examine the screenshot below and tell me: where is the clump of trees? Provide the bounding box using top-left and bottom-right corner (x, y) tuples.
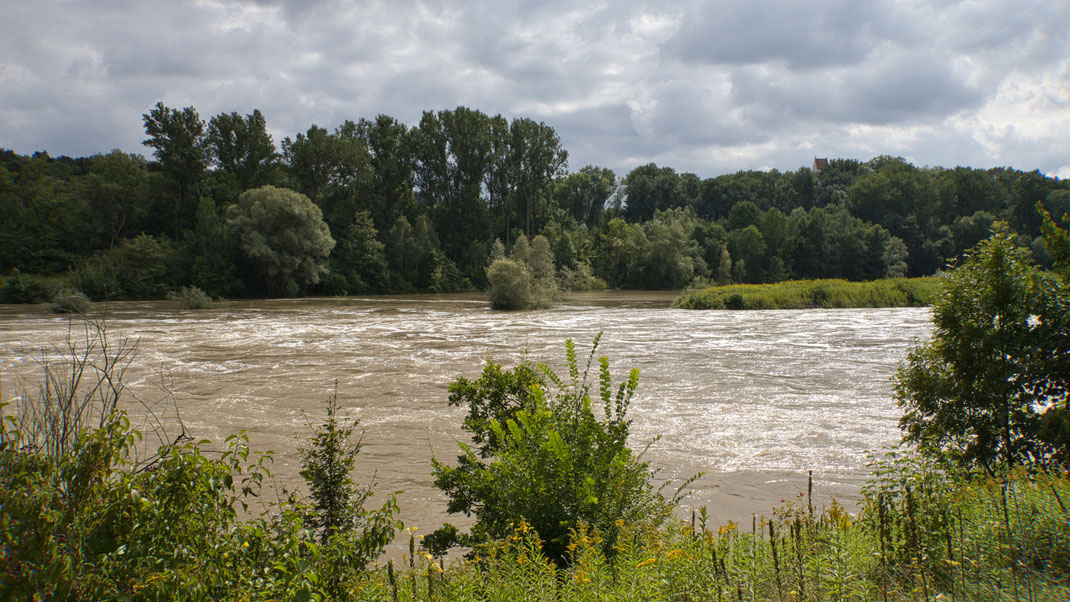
(2, 104), (1068, 304)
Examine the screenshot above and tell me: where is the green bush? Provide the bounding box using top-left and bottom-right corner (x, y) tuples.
(485, 258), (536, 309)
(49, 287), (91, 314)
(298, 390), (401, 597)
(431, 335), (694, 564)
(166, 285), (213, 309)
(0, 271), (59, 304)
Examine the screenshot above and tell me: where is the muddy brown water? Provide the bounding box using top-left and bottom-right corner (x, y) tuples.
(1, 292), (931, 540)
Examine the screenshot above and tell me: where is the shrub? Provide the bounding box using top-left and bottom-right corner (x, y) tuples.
(49, 287), (91, 314)
(431, 335), (695, 564)
(166, 285), (212, 309)
(0, 271), (57, 304)
(295, 390), (401, 599)
(485, 258), (534, 309)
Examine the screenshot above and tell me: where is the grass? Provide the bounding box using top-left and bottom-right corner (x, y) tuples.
(350, 462), (1070, 601)
(673, 277), (941, 310)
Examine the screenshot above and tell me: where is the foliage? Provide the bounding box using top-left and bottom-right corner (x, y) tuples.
(298, 389), (400, 596)
(431, 335), (688, 564)
(166, 285), (212, 309)
(896, 226), (1070, 472)
(485, 234), (558, 309)
(142, 102), (208, 238)
(49, 287), (92, 314)
(359, 466), (1070, 601)
(225, 185), (335, 297)
(0, 318), (402, 601)
(674, 277), (940, 310)
(4, 105), (1069, 301)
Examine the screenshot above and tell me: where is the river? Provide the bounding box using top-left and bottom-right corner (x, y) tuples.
(0, 292), (931, 533)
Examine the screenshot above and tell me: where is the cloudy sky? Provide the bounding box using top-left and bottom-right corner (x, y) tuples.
(2, 0), (1068, 179)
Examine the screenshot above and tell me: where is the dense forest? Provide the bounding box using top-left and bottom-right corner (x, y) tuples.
(2, 103), (1067, 302)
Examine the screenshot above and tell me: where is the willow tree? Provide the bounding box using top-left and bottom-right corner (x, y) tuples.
(225, 186), (334, 297)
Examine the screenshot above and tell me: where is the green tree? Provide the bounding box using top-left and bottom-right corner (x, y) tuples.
(225, 186), (335, 297)
(431, 336), (689, 564)
(357, 114), (415, 232)
(554, 165), (616, 229)
(642, 207), (707, 288)
(75, 150), (151, 250)
(206, 109), (278, 193)
(593, 218), (650, 288)
(896, 226), (1070, 471)
(142, 102), (208, 238)
(332, 210), (388, 293)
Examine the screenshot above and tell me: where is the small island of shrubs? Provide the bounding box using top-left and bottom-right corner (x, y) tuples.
(673, 277), (941, 310)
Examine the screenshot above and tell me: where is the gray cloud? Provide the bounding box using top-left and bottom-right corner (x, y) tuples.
(1, 0), (1068, 179)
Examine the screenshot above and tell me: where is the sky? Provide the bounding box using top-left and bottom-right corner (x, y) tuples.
(2, 0), (1068, 179)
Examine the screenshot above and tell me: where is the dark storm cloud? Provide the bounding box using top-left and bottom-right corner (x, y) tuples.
(1, 0), (1067, 177)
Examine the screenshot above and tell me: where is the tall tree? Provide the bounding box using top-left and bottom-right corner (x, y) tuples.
(206, 109), (278, 192)
(142, 102), (208, 238)
(75, 150), (151, 250)
(357, 114), (415, 233)
(505, 117), (568, 238)
(553, 166), (616, 229)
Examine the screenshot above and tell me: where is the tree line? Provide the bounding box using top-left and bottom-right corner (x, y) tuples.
(1, 102), (1067, 301)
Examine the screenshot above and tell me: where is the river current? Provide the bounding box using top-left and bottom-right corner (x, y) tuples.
(1, 292), (931, 530)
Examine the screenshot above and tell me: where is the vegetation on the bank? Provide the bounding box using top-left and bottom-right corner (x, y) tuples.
(674, 277), (940, 310)
(3, 104), (1068, 306)
(2, 217), (1069, 599)
(431, 335), (695, 562)
(896, 221), (1070, 473)
(355, 462), (1070, 601)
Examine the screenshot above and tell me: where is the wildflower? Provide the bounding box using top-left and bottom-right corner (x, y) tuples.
(636, 557), (657, 568)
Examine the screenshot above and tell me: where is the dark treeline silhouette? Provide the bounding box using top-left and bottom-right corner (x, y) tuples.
(2, 103), (1067, 301)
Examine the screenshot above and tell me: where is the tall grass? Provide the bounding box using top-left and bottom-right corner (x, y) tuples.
(351, 462), (1070, 601)
(674, 278), (941, 310)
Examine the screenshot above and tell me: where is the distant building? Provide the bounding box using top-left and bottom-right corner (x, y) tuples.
(813, 157), (829, 172)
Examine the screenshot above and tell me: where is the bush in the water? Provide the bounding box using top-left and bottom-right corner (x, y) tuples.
(485, 234), (558, 309)
(167, 285), (212, 309)
(49, 287), (91, 314)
